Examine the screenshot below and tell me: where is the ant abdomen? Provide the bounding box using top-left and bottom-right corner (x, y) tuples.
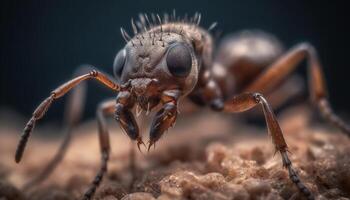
(213, 30), (284, 93)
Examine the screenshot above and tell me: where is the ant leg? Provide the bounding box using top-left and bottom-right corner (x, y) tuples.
(82, 99), (115, 200)
(214, 93), (314, 200)
(114, 91), (147, 191)
(128, 141), (137, 189)
(148, 90), (181, 150)
(115, 91), (145, 151)
(22, 66), (97, 190)
(244, 43), (350, 136)
(15, 69), (119, 163)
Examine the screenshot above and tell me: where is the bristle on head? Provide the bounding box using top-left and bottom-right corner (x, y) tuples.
(208, 22), (218, 31)
(120, 11), (210, 44)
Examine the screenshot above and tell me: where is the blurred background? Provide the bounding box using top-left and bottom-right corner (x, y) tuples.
(1, 0), (349, 121)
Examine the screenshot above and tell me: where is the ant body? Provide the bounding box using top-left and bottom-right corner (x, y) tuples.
(15, 13), (350, 200)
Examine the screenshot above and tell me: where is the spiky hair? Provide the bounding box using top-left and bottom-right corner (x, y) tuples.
(120, 11), (217, 46)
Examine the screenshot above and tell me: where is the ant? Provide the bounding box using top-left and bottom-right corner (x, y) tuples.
(14, 12), (350, 200)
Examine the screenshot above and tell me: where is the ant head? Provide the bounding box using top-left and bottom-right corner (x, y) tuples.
(113, 29), (198, 110)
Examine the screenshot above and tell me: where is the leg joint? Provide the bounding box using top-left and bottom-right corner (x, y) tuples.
(297, 42), (317, 56)
(89, 70), (99, 77)
(252, 92), (263, 104)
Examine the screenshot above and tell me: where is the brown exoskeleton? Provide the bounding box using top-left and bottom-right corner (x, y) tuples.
(15, 12), (350, 200)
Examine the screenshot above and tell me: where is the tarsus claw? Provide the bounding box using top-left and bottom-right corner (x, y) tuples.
(147, 140), (155, 152)
(136, 138), (146, 153)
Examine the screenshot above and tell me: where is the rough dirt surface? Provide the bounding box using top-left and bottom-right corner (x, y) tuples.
(0, 106), (349, 200)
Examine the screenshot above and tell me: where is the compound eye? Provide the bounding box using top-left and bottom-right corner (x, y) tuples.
(166, 43), (192, 77)
(113, 49), (126, 78)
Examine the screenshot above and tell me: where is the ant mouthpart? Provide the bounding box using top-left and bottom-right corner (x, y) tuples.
(136, 138), (147, 155)
(147, 140), (156, 152)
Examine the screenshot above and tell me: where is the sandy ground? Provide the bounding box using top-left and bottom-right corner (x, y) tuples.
(0, 106), (349, 200)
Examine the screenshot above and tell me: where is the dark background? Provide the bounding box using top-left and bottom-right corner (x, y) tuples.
(1, 0), (349, 121)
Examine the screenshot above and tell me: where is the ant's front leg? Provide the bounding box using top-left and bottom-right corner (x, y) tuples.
(115, 91), (145, 151)
(15, 70), (119, 163)
(148, 90), (181, 151)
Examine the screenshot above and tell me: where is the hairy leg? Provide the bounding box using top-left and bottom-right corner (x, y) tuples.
(214, 93), (314, 200)
(244, 43), (350, 135)
(82, 99), (115, 200)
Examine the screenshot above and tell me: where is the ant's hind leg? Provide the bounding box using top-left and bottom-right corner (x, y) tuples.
(214, 93), (314, 200)
(244, 43), (350, 136)
(82, 99), (115, 200)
